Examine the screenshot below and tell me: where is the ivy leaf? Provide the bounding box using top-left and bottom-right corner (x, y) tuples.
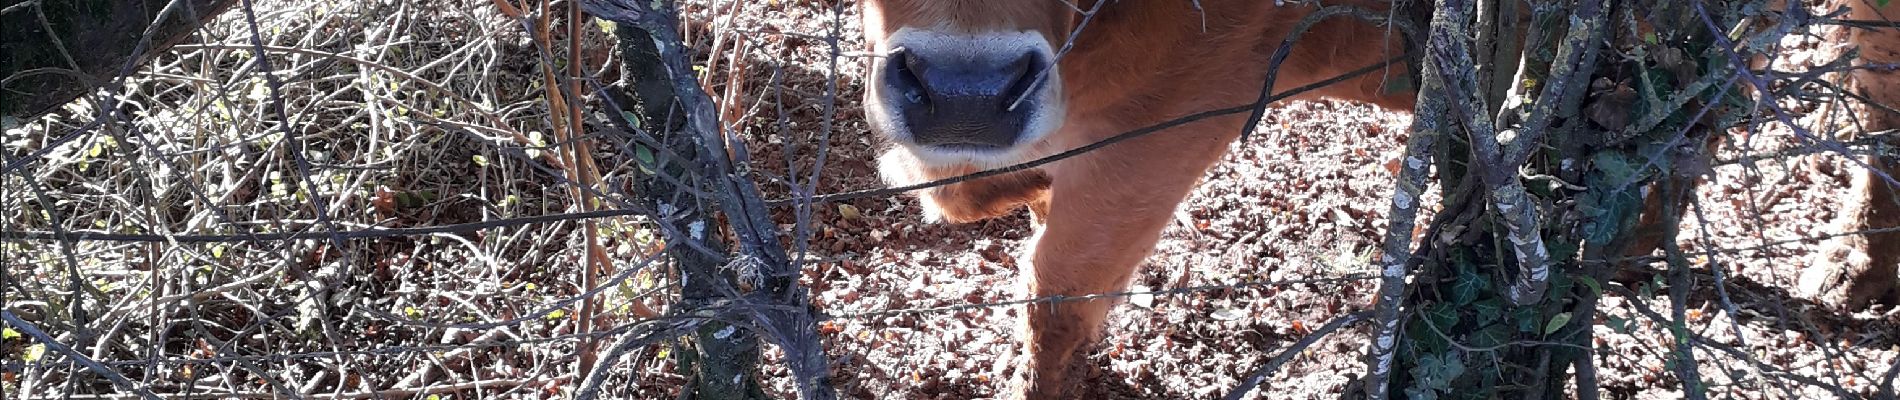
(1437, 353), (1466, 388)
(1425, 303), (1460, 332)
(1592, 152), (1638, 187)
(1451, 268), (1488, 305)
(1515, 307), (1541, 332)
(1405, 386), (1441, 400)
(1544, 312), (1574, 335)
(1409, 352), (1467, 392)
(1473, 298), (1504, 326)
(1471, 323), (1511, 349)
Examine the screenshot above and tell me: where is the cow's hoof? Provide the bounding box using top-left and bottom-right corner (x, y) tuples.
(1799, 235), (1898, 309)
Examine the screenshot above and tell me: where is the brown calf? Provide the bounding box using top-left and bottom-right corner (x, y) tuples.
(853, 0), (1899, 397)
(858, 1), (1409, 397)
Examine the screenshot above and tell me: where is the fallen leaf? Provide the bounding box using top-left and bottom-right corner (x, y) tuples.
(1210, 307), (1245, 321)
(372, 186), (397, 215)
(1128, 285), (1154, 309)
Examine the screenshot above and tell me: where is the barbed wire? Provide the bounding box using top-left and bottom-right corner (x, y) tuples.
(7, 266), (1372, 366)
(0, 268), (1378, 400)
(822, 274), (1378, 321)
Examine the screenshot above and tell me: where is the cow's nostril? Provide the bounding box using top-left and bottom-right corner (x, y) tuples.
(1001, 53), (1044, 111)
(887, 48), (930, 105)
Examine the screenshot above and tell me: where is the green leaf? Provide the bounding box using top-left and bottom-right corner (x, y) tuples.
(1408, 352), (1466, 392)
(620, 110), (643, 129)
(1437, 353), (1466, 387)
(1592, 152), (1638, 187)
(1425, 303), (1460, 331)
(23, 343), (45, 362)
(1544, 312), (1573, 335)
(1472, 298), (1504, 326)
(635, 145), (657, 174)
(1450, 269), (1487, 305)
(1577, 275), (1603, 296)
(471, 154), (489, 167)
(1, 327), (19, 340)
(1514, 307), (1540, 332)
(1470, 323), (1511, 349)
(546, 309), (567, 320)
(1405, 386), (1440, 400)
(1545, 273), (1575, 303)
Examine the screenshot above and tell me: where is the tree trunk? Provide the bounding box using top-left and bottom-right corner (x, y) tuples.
(1370, 0), (1776, 398)
(1, 0), (237, 119)
(609, 22), (767, 400)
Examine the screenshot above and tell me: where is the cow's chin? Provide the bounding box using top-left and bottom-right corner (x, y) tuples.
(874, 140), (1030, 187)
(897, 142), (1038, 170)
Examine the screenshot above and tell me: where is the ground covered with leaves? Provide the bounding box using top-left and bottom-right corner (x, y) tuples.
(4, 0), (1898, 399)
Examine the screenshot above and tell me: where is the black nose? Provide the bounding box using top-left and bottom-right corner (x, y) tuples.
(882, 47), (1047, 150)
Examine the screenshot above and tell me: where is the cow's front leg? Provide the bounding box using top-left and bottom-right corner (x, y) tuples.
(1012, 117), (1240, 399)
